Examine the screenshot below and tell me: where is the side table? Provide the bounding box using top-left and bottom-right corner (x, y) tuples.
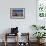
(4, 33), (18, 46)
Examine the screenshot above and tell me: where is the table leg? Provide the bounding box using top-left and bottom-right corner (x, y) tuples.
(4, 34), (7, 46)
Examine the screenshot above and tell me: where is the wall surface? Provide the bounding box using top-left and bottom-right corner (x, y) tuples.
(0, 0), (36, 42)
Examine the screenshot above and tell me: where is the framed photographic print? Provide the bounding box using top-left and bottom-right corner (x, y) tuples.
(10, 8), (25, 19)
(37, 0), (46, 18)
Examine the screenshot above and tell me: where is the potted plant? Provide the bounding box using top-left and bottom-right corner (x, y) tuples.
(33, 32), (46, 43)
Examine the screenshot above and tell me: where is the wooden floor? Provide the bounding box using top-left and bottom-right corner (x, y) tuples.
(0, 42), (46, 46)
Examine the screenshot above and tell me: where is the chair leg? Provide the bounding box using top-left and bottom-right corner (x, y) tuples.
(4, 41), (7, 46)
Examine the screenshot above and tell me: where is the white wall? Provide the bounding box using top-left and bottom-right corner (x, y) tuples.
(0, 0), (36, 42)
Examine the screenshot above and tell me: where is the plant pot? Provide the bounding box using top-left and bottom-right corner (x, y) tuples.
(37, 39), (40, 43)
(37, 39), (45, 44)
(40, 38), (45, 43)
